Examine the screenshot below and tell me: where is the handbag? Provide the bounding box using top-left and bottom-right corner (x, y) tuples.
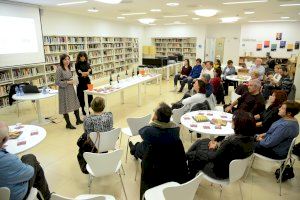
(275, 161), (294, 182)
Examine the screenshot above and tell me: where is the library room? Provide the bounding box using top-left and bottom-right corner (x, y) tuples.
(0, 0), (300, 200)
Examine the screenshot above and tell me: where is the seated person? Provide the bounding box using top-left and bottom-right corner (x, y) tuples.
(225, 79), (265, 115)
(178, 58), (202, 93)
(186, 110), (255, 179)
(255, 101), (300, 159)
(182, 79), (216, 110)
(250, 70), (260, 81)
(255, 90), (287, 134)
(200, 61), (214, 80)
(266, 65), (281, 84)
(210, 68), (224, 104)
(0, 121), (51, 200)
(129, 103), (188, 197)
(214, 58), (221, 70)
(201, 74), (213, 98)
(249, 58), (265, 81)
(173, 59), (192, 91)
(77, 97), (113, 173)
(222, 60), (237, 96)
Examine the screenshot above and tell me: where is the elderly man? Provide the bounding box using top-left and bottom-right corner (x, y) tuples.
(225, 79), (265, 115)
(0, 121), (51, 200)
(249, 58), (265, 80)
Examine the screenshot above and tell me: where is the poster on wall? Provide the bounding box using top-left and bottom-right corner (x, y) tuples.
(287, 44), (293, 52)
(264, 41), (270, 48)
(256, 43), (262, 51)
(280, 41), (286, 48)
(276, 33), (282, 40)
(271, 44), (277, 51)
(295, 41), (299, 50)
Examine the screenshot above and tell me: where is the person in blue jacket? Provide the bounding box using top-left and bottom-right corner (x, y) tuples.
(178, 58), (202, 93)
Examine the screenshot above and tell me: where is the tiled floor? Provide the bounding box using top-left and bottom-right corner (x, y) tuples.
(1, 78), (299, 200)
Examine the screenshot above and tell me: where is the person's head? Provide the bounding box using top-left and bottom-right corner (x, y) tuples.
(255, 58), (262, 66)
(232, 110), (256, 136)
(269, 90), (287, 107)
(60, 54), (71, 70)
(279, 65), (288, 76)
(205, 61), (213, 69)
(250, 70), (259, 80)
(153, 102), (172, 123)
(274, 65), (281, 73)
(247, 79), (261, 94)
(91, 97), (105, 113)
(214, 68), (222, 78)
(0, 121), (9, 148)
(215, 59), (221, 67)
(227, 60), (233, 67)
(196, 58), (202, 66)
(201, 73), (211, 83)
(184, 59), (190, 67)
(278, 101), (300, 118)
(193, 79), (206, 94)
(76, 51), (88, 64)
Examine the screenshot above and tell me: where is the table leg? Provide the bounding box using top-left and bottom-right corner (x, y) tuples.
(166, 66), (170, 81)
(36, 100), (43, 124)
(159, 75), (162, 95)
(84, 92), (89, 116)
(121, 90), (125, 104)
(138, 84), (141, 106)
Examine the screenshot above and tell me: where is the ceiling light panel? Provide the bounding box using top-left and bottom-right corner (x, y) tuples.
(163, 15), (188, 18)
(280, 4), (300, 7)
(57, 1), (88, 6)
(121, 12), (147, 16)
(88, 8), (99, 13)
(138, 18), (156, 24)
(220, 17), (240, 23)
(166, 2), (179, 7)
(150, 9), (161, 12)
(117, 16), (125, 19)
(244, 11), (255, 14)
(249, 19), (298, 22)
(223, 0), (268, 5)
(194, 9), (218, 17)
(281, 16), (290, 19)
(94, 0), (122, 4)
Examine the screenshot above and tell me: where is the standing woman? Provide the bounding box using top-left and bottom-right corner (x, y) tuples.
(56, 54), (83, 129)
(75, 51), (93, 115)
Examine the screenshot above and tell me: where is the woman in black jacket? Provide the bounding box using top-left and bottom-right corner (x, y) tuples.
(186, 110), (255, 179)
(75, 51), (93, 115)
(254, 90), (287, 134)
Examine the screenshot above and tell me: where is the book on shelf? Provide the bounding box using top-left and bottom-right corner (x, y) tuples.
(0, 72), (11, 82)
(44, 45), (66, 53)
(68, 37), (85, 43)
(0, 97), (9, 108)
(44, 36), (66, 44)
(0, 85), (9, 96)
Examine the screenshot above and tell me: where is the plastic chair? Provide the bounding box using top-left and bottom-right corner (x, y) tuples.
(201, 155), (252, 200)
(171, 105), (188, 125)
(0, 187), (10, 200)
(244, 137), (297, 196)
(0, 187), (41, 200)
(230, 92), (240, 103)
(89, 128), (121, 153)
(120, 114), (151, 162)
(51, 193), (115, 200)
(142, 172), (203, 200)
(83, 149), (127, 200)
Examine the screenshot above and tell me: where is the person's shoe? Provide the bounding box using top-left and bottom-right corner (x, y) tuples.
(66, 124), (76, 129)
(76, 120), (83, 125)
(82, 110), (86, 116)
(129, 141), (135, 154)
(177, 90), (183, 93)
(196, 133), (202, 138)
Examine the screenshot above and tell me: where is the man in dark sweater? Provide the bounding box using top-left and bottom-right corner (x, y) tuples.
(225, 79), (265, 115)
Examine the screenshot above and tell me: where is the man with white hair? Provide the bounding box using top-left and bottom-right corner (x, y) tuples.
(249, 58), (265, 80)
(225, 79), (265, 115)
(0, 121), (51, 200)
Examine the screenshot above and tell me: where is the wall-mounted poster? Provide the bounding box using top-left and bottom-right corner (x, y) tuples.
(256, 43), (262, 51)
(287, 44), (293, 52)
(264, 41), (270, 48)
(276, 33), (282, 40)
(280, 41), (286, 48)
(271, 44), (277, 51)
(295, 41), (299, 50)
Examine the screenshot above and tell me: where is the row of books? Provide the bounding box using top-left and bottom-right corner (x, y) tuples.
(0, 97), (9, 108)
(44, 36), (66, 44)
(68, 37), (85, 43)
(115, 49), (124, 54)
(12, 68), (42, 78)
(103, 44), (114, 48)
(88, 51), (102, 58)
(0, 72), (11, 82)
(31, 78), (46, 86)
(88, 44), (101, 49)
(45, 55), (60, 63)
(45, 65), (57, 72)
(44, 45), (67, 53)
(0, 85), (9, 96)
(102, 38), (115, 43)
(103, 57), (114, 63)
(167, 44), (182, 48)
(183, 48), (196, 53)
(68, 44), (85, 51)
(90, 58), (103, 65)
(87, 37), (101, 43)
(115, 43), (124, 48)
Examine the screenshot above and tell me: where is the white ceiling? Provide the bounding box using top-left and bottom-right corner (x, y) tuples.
(9, 0), (300, 25)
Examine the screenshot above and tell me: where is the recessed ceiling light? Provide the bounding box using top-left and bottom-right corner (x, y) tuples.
(281, 16), (290, 19)
(164, 22), (186, 25)
(163, 15), (188, 18)
(223, 0), (267, 5)
(220, 17), (240, 23)
(94, 0), (122, 4)
(138, 18), (156, 24)
(121, 12), (147, 16)
(244, 11), (255, 14)
(57, 1), (88, 6)
(192, 18), (200, 20)
(280, 4), (300, 7)
(117, 16), (125, 19)
(166, 2), (179, 7)
(194, 9), (218, 17)
(249, 19), (298, 22)
(88, 8), (99, 13)
(150, 9), (161, 12)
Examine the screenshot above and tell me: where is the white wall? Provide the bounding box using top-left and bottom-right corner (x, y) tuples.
(240, 22), (300, 58)
(41, 10), (145, 63)
(144, 25), (207, 63)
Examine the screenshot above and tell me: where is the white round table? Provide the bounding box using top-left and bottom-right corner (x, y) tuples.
(5, 125), (46, 154)
(225, 75), (251, 82)
(12, 89), (58, 125)
(180, 110), (234, 137)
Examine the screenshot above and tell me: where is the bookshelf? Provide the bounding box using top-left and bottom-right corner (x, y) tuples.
(0, 35), (139, 108)
(152, 37), (196, 60)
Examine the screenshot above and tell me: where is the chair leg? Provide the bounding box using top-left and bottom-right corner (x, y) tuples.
(121, 164), (126, 175)
(278, 161), (286, 196)
(37, 190), (45, 200)
(238, 181), (243, 200)
(119, 132), (123, 147)
(243, 155), (255, 182)
(125, 138), (130, 163)
(119, 173), (128, 200)
(88, 174), (93, 194)
(219, 185), (223, 200)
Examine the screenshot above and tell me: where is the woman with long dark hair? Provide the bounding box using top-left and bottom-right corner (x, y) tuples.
(75, 51), (93, 115)
(173, 59), (192, 92)
(55, 54), (82, 129)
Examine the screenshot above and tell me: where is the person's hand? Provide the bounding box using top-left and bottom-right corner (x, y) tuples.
(256, 122), (262, 127)
(67, 80), (74, 85)
(225, 105), (232, 113)
(82, 72), (89, 77)
(256, 133), (265, 141)
(180, 75), (183, 78)
(254, 114), (260, 120)
(208, 140), (218, 150)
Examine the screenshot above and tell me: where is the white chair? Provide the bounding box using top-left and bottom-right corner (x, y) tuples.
(120, 114), (151, 162)
(0, 187), (10, 200)
(83, 149), (127, 200)
(244, 137), (297, 196)
(89, 128), (121, 153)
(51, 193), (115, 200)
(230, 92), (240, 103)
(0, 187), (41, 200)
(201, 155), (252, 200)
(171, 105), (188, 125)
(142, 172), (203, 200)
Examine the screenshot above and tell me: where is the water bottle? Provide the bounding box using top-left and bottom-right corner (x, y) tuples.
(15, 86), (20, 96)
(19, 86), (24, 96)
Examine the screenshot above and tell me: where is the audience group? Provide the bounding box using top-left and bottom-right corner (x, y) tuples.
(0, 55), (299, 200)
